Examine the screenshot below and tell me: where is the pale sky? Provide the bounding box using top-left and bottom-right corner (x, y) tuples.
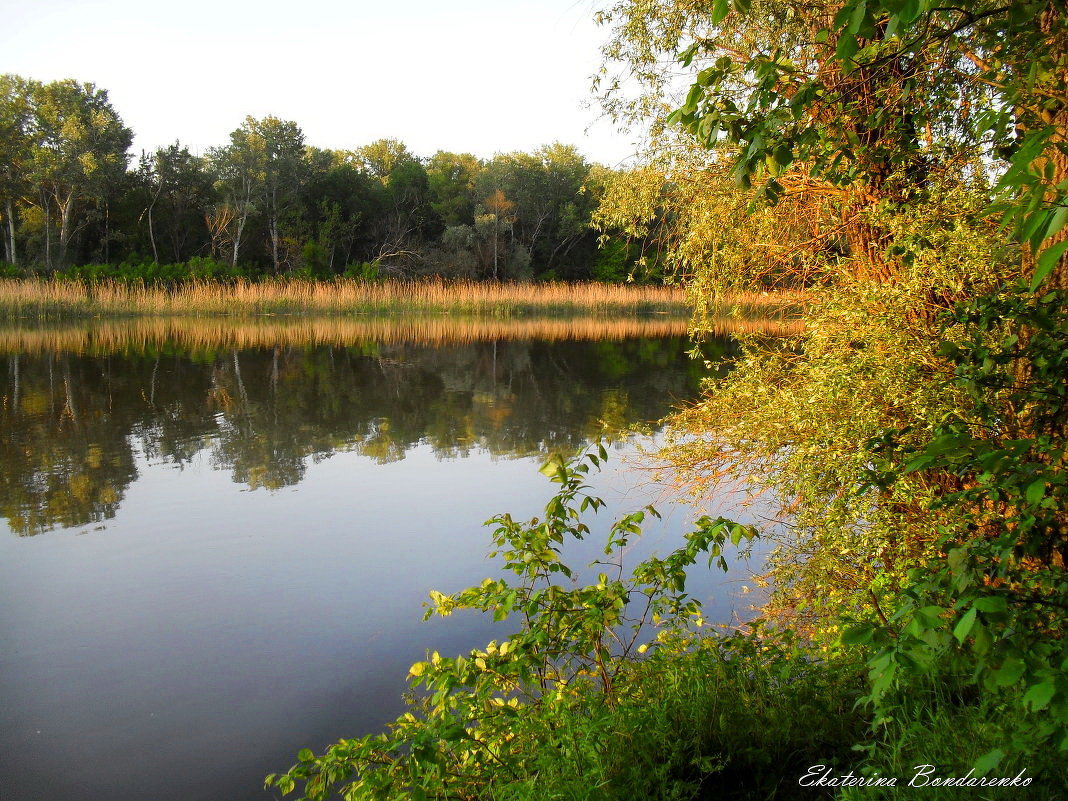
(2, 0), (642, 166)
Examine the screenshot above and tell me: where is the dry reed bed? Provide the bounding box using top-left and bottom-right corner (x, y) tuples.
(0, 278), (693, 318)
(0, 315), (803, 354)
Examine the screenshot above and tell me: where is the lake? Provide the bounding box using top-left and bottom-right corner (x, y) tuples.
(0, 317), (767, 801)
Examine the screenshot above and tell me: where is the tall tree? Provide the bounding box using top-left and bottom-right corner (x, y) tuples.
(211, 116), (306, 272)
(481, 189), (515, 280)
(136, 142), (214, 263)
(350, 138), (417, 183)
(26, 79), (131, 269)
(475, 144), (595, 276)
(0, 75), (34, 266)
(426, 150), (482, 227)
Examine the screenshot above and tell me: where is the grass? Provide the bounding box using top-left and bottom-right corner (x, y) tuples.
(504, 642), (1067, 801)
(0, 277), (689, 319)
(0, 277), (809, 321)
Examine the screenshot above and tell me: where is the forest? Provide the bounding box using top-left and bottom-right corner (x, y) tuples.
(0, 76), (650, 283)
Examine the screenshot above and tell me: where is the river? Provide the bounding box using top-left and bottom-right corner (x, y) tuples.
(0, 316), (767, 801)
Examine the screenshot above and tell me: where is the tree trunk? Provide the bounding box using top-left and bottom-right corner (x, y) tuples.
(4, 198), (16, 267)
(57, 188), (75, 268)
(147, 198), (159, 263)
(270, 216), (280, 274)
(232, 211), (247, 267)
(41, 190), (52, 271)
(269, 185), (280, 274)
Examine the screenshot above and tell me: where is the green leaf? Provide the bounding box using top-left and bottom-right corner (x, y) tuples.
(1023, 680), (1056, 711)
(842, 623), (875, 645)
(903, 454), (934, 472)
(847, 0), (867, 35)
(914, 605), (945, 627)
(994, 657), (1026, 687)
(953, 608), (977, 644)
(297, 748), (314, 762)
(1044, 202), (1068, 240)
(972, 596), (1007, 613)
(973, 749), (1005, 775)
(711, 0), (730, 24)
(1031, 241), (1068, 291)
(538, 456), (563, 478)
(900, 0), (921, 24)
(1025, 477), (1047, 504)
(947, 547), (968, 575)
(836, 33), (859, 70)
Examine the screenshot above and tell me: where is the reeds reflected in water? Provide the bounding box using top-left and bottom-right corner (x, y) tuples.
(0, 315), (803, 354)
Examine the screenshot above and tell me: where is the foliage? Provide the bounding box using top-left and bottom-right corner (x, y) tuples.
(266, 448), (774, 800)
(591, 148), (841, 306)
(662, 182), (1012, 628)
(342, 260), (381, 282)
(0, 76), (639, 282)
(48, 256), (244, 283)
(600, 0), (1067, 771)
(263, 444), (1068, 798)
(852, 285), (1068, 762)
(840, 672), (1067, 799)
(660, 0), (1068, 288)
(0, 76), (132, 270)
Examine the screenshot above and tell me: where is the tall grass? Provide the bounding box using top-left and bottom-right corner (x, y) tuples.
(0, 278), (696, 318)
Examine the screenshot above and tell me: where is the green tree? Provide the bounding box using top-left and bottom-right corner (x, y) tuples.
(212, 116), (306, 273)
(136, 142), (214, 263)
(25, 79), (131, 269)
(426, 150), (482, 227)
(601, 0), (1068, 763)
(0, 74), (34, 267)
(347, 140), (437, 270)
(302, 148), (381, 271)
(475, 144), (597, 277)
(350, 138), (417, 183)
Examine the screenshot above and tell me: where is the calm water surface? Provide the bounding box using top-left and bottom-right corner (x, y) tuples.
(0, 320), (764, 801)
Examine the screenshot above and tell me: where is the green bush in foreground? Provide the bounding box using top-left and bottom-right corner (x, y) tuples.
(266, 448), (861, 800)
(268, 444), (1065, 800)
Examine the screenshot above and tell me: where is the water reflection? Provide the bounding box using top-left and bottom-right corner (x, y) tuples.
(0, 318), (770, 801)
(1, 323), (734, 536)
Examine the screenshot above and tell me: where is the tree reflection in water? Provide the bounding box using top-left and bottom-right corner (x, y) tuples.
(0, 320), (740, 536)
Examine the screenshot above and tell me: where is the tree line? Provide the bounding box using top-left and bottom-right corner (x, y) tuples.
(0, 74), (647, 282)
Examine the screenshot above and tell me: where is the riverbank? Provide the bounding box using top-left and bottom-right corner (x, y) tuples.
(0, 277), (807, 320)
(265, 451), (1068, 801)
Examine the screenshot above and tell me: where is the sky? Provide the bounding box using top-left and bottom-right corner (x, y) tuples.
(2, 0), (643, 166)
